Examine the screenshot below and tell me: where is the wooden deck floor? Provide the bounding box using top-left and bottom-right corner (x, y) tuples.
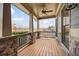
(18, 38), (64, 56)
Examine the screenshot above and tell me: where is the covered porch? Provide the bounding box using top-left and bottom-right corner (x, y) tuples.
(1, 3), (79, 56)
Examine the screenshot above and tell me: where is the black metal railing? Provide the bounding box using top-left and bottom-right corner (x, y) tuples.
(16, 33), (31, 49)
(16, 31), (55, 49)
(16, 32), (38, 49)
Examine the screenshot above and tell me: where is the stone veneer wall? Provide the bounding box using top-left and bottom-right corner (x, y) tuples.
(0, 36), (17, 56)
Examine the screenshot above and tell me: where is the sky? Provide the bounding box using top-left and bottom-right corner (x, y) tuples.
(39, 18), (55, 28)
(11, 4), (55, 28)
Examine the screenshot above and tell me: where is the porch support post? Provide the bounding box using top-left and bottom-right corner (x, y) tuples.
(55, 17), (58, 37)
(37, 19), (39, 31)
(29, 13), (33, 32)
(37, 19), (40, 38)
(2, 3), (12, 36)
(29, 13), (35, 44)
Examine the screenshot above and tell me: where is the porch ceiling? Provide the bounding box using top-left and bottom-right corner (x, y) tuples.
(21, 3), (59, 19)
(14, 3), (60, 20)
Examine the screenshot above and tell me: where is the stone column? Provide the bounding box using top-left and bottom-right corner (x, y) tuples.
(2, 3), (12, 37)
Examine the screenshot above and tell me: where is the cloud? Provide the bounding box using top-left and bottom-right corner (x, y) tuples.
(39, 18), (55, 28)
(12, 17), (24, 21)
(12, 17), (29, 28)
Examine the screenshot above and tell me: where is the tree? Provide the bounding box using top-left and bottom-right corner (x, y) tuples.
(48, 25), (54, 30)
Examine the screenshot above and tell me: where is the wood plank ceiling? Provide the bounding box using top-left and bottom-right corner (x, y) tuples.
(21, 3), (59, 19)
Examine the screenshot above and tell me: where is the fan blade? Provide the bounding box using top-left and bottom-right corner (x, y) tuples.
(45, 10), (53, 12)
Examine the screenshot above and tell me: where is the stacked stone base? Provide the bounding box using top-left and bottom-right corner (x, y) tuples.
(0, 36), (17, 56)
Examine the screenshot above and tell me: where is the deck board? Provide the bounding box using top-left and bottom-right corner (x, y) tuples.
(18, 38), (64, 56)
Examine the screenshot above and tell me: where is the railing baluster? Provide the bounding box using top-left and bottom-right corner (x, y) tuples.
(21, 37), (22, 47)
(16, 31), (55, 50)
(18, 38), (20, 47)
(22, 37), (23, 47)
(19, 37), (21, 47)
(17, 38), (19, 48)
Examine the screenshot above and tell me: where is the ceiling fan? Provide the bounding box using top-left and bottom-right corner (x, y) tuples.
(65, 3), (77, 10)
(42, 8), (53, 14)
(41, 4), (53, 15)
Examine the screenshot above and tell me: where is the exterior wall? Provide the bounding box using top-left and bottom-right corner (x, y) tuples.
(57, 4), (79, 56)
(69, 4), (79, 55)
(0, 4), (3, 37)
(0, 36), (17, 56)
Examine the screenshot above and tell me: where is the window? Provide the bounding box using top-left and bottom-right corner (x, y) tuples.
(61, 6), (70, 49)
(11, 4), (29, 35)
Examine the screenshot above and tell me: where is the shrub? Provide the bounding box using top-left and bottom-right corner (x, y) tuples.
(12, 31), (28, 35)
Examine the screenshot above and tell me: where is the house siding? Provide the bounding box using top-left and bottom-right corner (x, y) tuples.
(69, 4), (79, 56)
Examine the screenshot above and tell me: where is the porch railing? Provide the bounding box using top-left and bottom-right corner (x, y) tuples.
(0, 31), (55, 55)
(16, 33), (31, 49)
(16, 32), (38, 49)
(39, 31), (56, 38)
